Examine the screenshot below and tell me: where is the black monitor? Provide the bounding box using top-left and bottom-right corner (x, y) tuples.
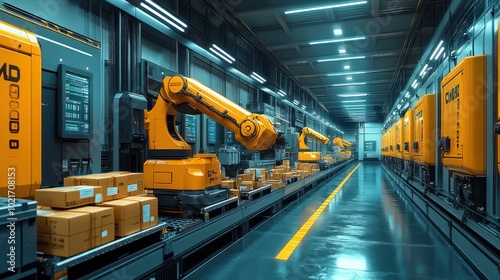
(58, 64), (92, 139)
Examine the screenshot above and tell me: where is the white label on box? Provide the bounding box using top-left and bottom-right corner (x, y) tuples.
(37, 210), (55, 216)
(102, 230), (108, 237)
(107, 187), (118, 196)
(128, 183), (138, 192)
(151, 216), (155, 222)
(143, 204), (150, 223)
(78, 187), (94, 199)
(95, 194), (102, 203)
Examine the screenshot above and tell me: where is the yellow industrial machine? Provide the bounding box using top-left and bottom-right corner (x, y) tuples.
(414, 94), (436, 165)
(333, 137), (352, 159)
(402, 109), (414, 161)
(394, 118), (404, 159)
(144, 75), (278, 213)
(0, 20), (41, 197)
(297, 127), (329, 162)
(440, 55), (486, 175)
(413, 94), (436, 184)
(440, 55), (486, 215)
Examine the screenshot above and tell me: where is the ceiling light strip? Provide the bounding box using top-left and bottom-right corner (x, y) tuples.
(211, 44), (235, 62)
(209, 47), (233, 64)
(318, 56), (365, 63)
(140, 2), (186, 32)
(429, 40), (444, 60)
(309, 36), (366, 45)
(145, 0), (187, 28)
(285, 1), (368, 14)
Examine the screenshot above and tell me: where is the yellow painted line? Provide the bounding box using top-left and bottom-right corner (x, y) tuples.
(275, 163), (361, 261)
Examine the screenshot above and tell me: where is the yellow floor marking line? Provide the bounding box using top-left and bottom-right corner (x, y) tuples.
(275, 163), (361, 261)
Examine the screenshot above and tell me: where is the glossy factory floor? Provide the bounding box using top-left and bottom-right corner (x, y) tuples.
(185, 162), (477, 280)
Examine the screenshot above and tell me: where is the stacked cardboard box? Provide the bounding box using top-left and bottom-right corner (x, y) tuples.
(267, 180), (285, 190)
(37, 210), (92, 257)
(221, 180), (236, 189)
(101, 199), (141, 237)
(68, 206), (115, 247)
(64, 172), (145, 201)
(123, 196), (158, 230)
(35, 186), (103, 208)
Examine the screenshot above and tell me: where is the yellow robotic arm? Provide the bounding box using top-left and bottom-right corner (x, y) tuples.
(298, 127), (329, 151)
(145, 75), (278, 152)
(143, 75), (279, 214)
(333, 137), (352, 159)
(298, 127), (329, 163)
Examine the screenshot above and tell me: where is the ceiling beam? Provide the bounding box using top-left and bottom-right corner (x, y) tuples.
(274, 13), (291, 36)
(371, 0), (380, 17)
(325, 9), (336, 22)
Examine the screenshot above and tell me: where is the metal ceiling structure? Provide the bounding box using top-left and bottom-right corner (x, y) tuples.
(222, 0), (447, 128)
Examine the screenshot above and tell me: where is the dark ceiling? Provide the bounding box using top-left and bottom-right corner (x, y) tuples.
(223, 0), (446, 128)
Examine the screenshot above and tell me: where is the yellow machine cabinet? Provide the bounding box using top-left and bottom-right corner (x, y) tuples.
(441, 55), (486, 175)
(403, 109), (414, 161)
(414, 94), (436, 165)
(0, 21), (41, 197)
(144, 154), (221, 191)
(388, 124), (395, 158)
(298, 151), (321, 163)
(381, 132), (386, 156)
(394, 118), (404, 159)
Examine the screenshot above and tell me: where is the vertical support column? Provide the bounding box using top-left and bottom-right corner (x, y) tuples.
(485, 12), (495, 215)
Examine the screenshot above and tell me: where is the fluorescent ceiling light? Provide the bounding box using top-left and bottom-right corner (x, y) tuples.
(405, 91), (410, 98)
(331, 82), (366, 87)
(429, 40), (444, 60)
(341, 100), (366, 103)
(419, 64), (429, 77)
(327, 71), (368, 77)
(301, 105), (306, 109)
(310, 36), (366, 45)
(411, 79), (418, 88)
(344, 65), (350, 70)
(337, 93), (367, 97)
(334, 28), (343, 36)
(346, 76), (352, 80)
(397, 104), (402, 109)
(285, 1), (368, 14)
(210, 44), (235, 64)
(339, 48), (346, 54)
(277, 90), (287, 97)
(434, 47), (445, 60)
(318, 56), (365, 63)
(250, 72), (266, 83)
(293, 99), (300, 105)
(141, 0), (187, 32)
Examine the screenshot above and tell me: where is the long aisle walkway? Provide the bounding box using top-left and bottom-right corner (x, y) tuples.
(186, 162), (476, 279)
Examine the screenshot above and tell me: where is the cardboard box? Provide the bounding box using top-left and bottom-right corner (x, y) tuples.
(124, 196), (158, 230)
(37, 230), (92, 257)
(35, 186), (103, 209)
(81, 174), (125, 201)
(299, 171), (311, 179)
(254, 181), (266, 189)
(63, 176), (84, 186)
(236, 173), (254, 184)
(267, 180), (284, 190)
(255, 175), (266, 182)
(245, 168), (266, 177)
(282, 172), (294, 180)
(221, 180), (236, 189)
(68, 206), (115, 247)
(101, 199), (140, 237)
(229, 189), (239, 198)
(37, 210), (92, 257)
(124, 173), (144, 196)
(282, 160), (290, 168)
(239, 181), (253, 192)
